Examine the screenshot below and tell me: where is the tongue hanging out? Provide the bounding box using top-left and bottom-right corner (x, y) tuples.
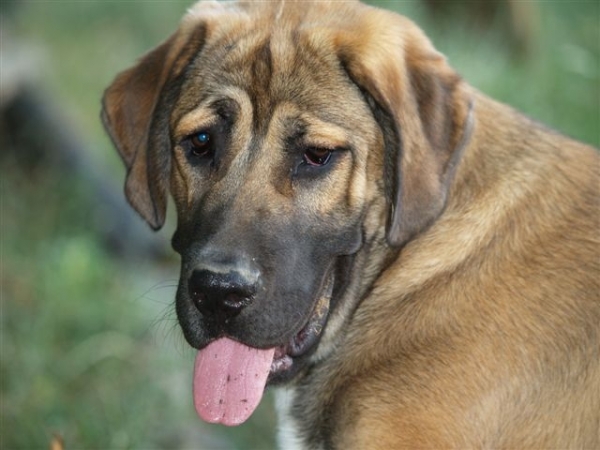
(193, 337), (275, 426)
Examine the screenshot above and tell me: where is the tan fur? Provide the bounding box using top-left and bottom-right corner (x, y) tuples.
(329, 95), (600, 448)
(102, 1), (600, 448)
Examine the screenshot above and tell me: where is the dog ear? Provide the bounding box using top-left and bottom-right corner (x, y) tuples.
(101, 26), (206, 230)
(339, 12), (473, 247)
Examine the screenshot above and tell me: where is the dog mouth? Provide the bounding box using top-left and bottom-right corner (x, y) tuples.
(191, 268), (334, 426)
(269, 269), (334, 382)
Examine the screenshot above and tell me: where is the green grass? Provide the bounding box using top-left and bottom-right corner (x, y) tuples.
(2, 1), (598, 449)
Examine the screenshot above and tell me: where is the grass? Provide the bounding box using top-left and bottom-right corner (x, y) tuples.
(2, 1), (598, 449)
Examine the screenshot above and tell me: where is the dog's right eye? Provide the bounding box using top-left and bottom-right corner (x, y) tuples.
(189, 132), (213, 158)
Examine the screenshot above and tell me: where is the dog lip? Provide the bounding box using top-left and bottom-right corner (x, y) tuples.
(269, 269), (334, 380)
(288, 284), (331, 357)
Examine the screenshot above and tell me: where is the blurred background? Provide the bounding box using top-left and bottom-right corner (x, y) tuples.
(1, 0), (598, 448)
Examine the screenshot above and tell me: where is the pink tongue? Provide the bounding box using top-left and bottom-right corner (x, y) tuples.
(193, 337), (275, 426)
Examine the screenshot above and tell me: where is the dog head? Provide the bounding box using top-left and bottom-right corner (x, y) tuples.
(102, 0), (472, 425)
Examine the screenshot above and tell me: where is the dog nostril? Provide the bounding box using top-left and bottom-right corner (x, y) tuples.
(188, 269), (255, 319)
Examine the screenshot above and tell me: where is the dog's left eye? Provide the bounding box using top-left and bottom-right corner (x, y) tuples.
(303, 148), (332, 167)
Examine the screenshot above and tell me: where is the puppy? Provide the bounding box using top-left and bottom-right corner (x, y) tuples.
(102, 1), (600, 448)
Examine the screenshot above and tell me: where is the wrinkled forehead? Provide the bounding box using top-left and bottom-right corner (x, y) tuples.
(170, 18), (371, 140)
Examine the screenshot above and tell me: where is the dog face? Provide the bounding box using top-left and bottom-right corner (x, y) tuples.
(102, 0), (472, 422)
(168, 22), (380, 376)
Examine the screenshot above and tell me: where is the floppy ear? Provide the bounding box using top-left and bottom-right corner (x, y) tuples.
(339, 12), (474, 247)
(101, 26), (206, 230)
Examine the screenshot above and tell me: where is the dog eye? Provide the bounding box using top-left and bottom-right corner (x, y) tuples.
(303, 148), (332, 167)
(189, 132), (213, 158)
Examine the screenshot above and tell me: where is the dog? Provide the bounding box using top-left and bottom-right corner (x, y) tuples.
(101, 1), (600, 448)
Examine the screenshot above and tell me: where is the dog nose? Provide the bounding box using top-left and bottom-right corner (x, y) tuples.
(188, 268), (257, 319)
